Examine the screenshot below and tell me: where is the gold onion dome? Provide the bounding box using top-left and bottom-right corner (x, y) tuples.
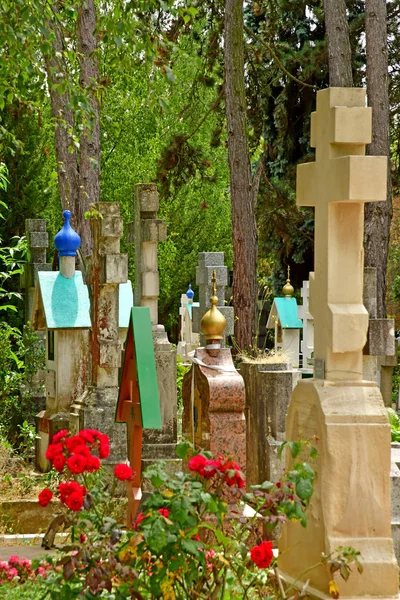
(201, 270), (227, 342)
(282, 266), (294, 298)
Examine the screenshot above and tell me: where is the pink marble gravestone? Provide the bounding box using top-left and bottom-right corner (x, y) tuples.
(182, 271), (246, 470)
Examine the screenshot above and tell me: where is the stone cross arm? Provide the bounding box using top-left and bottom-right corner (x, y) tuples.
(297, 89), (386, 209)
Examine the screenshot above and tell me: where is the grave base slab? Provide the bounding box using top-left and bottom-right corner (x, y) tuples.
(279, 378), (399, 598)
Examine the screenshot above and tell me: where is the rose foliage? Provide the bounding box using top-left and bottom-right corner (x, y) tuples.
(28, 433), (361, 599)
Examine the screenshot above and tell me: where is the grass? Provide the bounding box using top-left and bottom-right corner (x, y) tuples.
(0, 582), (49, 599)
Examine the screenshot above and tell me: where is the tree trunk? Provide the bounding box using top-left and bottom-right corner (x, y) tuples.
(323, 0), (353, 86)
(77, 0), (100, 258)
(45, 7), (80, 220)
(364, 0), (392, 318)
(224, 0), (261, 352)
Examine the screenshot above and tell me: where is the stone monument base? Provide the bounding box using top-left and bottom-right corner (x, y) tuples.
(70, 388), (127, 464)
(279, 378), (399, 598)
(35, 411), (70, 472)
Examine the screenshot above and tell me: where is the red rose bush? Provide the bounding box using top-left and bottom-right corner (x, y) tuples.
(34, 434), (361, 599)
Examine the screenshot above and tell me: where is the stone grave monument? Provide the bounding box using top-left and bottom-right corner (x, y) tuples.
(266, 270), (303, 368)
(70, 202), (129, 464)
(182, 271), (246, 470)
(32, 211), (91, 471)
(297, 279), (314, 371)
(278, 88), (398, 597)
(23, 219), (52, 413)
(177, 284), (200, 363)
(127, 183), (177, 468)
(192, 252), (233, 348)
(363, 266), (396, 405)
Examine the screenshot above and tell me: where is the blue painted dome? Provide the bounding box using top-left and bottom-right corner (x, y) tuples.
(54, 210), (81, 257)
(186, 284), (194, 300)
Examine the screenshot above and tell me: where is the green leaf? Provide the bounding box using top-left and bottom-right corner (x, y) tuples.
(296, 477), (313, 501)
(181, 537), (200, 556)
(176, 440), (191, 459)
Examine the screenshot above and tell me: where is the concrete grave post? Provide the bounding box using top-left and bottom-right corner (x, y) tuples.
(278, 88), (398, 597)
(23, 219), (52, 414)
(297, 280), (314, 368)
(192, 253), (233, 347)
(70, 202), (128, 463)
(127, 184), (177, 467)
(177, 287), (200, 363)
(363, 266), (396, 405)
(241, 362), (300, 486)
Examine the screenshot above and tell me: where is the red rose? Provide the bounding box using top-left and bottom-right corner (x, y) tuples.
(65, 491), (84, 512)
(133, 511), (147, 531)
(86, 455), (101, 472)
(38, 488), (53, 507)
(114, 464), (134, 481)
(53, 454), (66, 473)
(52, 430), (69, 444)
(80, 534), (86, 543)
(250, 541), (274, 569)
(67, 453), (87, 474)
(203, 459), (219, 479)
(59, 481), (86, 503)
(188, 454), (208, 475)
(99, 443), (110, 459)
(65, 435), (87, 454)
(78, 430), (95, 444)
(158, 508), (169, 518)
(225, 466), (246, 489)
(45, 443), (64, 462)
(98, 433), (110, 446)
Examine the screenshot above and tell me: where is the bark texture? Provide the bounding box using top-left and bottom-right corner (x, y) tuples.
(77, 0), (100, 258)
(323, 0), (353, 86)
(46, 0), (100, 258)
(224, 0), (261, 352)
(46, 7), (80, 220)
(364, 0), (392, 318)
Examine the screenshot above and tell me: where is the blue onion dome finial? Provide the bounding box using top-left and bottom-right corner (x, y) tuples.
(54, 210), (81, 256)
(186, 284), (194, 301)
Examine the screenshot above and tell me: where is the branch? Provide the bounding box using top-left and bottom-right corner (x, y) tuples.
(244, 25), (318, 90)
(186, 85), (225, 141)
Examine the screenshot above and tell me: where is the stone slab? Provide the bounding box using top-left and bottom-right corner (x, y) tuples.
(141, 220), (167, 243)
(100, 215), (123, 238)
(197, 252), (225, 267)
(101, 254), (128, 284)
(28, 231), (49, 248)
(365, 318), (395, 357)
(25, 219), (47, 233)
(196, 265), (228, 286)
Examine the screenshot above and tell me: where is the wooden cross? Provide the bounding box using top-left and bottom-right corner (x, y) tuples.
(297, 88), (387, 380)
(116, 307), (162, 525)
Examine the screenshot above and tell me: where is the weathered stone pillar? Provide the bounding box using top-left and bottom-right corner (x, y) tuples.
(70, 202), (128, 463)
(192, 253), (233, 347)
(363, 267), (396, 405)
(241, 362), (300, 485)
(279, 88), (398, 597)
(127, 184), (177, 467)
(24, 219), (52, 322)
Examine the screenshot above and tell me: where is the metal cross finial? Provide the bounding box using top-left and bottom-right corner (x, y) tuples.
(212, 269), (217, 296)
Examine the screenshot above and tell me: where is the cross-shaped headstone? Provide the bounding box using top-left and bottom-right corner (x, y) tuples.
(297, 280), (314, 366)
(127, 184), (167, 326)
(297, 88), (387, 380)
(192, 252), (234, 347)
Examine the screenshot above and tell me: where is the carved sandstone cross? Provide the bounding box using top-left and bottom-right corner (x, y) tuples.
(297, 88), (387, 380)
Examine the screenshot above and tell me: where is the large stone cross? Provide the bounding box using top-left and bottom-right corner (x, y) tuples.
(297, 88), (387, 380)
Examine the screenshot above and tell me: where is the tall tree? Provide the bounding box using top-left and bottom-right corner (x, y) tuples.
(224, 0), (261, 352)
(324, 0), (353, 86)
(46, 0), (99, 258)
(364, 0), (392, 317)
